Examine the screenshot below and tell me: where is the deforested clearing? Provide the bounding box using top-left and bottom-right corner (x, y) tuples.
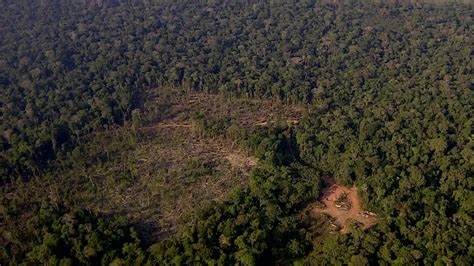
(311, 178), (377, 233)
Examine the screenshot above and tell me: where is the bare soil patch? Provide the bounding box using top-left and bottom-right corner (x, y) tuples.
(311, 178), (377, 233)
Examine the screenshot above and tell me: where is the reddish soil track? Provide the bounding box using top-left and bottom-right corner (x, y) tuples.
(313, 178), (377, 232)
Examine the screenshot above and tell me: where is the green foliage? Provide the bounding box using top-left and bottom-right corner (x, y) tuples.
(144, 128), (321, 264)
(195, 114), (232, 138)
(2, 202), (145, 265)
(148, 164), (320, 264)
(3, 0), (471, 181)
(0, 0), (472, 265)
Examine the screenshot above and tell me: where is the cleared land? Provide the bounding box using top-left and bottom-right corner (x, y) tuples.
(79, 126), (256, 241)
(2, 89), (303, 243)
(310, 178), (377, 233)
(144, 89), (306, 128)
(82, 90), (304, 241)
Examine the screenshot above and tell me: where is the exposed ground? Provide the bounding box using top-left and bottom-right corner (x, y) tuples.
(310, 178), (377, 233)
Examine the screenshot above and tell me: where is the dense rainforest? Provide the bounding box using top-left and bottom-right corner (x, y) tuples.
(1, 0), (473, 265)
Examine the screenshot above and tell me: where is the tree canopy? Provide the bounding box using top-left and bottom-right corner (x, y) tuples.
(1, 0), (472, 265)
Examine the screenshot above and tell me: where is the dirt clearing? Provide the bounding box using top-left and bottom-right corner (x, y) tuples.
(310, 178), (377, 233)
